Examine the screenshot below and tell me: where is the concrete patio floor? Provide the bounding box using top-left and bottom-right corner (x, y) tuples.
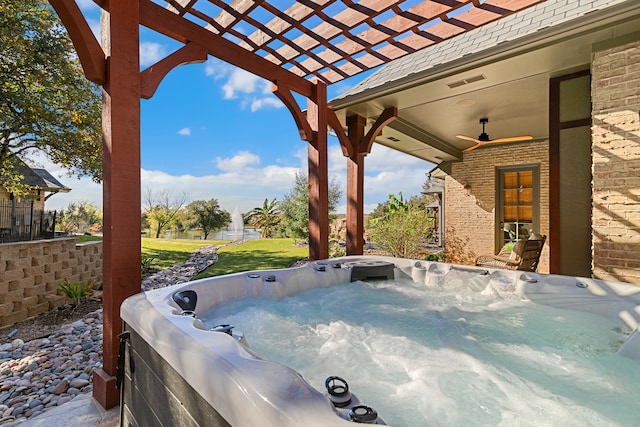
(18, 394), (118, 427)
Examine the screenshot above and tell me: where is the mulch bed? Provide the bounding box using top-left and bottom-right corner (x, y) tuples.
(0, 298), (103, 344)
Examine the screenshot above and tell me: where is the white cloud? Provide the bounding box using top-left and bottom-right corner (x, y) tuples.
(326, 143), (433, 212)
(215, 151), (260, 172)
(367, 144), (432, 171)
(204, 58), (232, 79)
(36, 144), (432, 216)
(259, 79), (273, 95)
(292, 145), (309, 167)
(138, 166), (300, 213)
(222, 68), (261, 99)
(177, 128), (191, 136)
(140, 42), (167, 67)
(363, 145), (432, 201)
(205, 58), (281, 111)
(250, 97), (283, 112)
(43, 166), (300, 215)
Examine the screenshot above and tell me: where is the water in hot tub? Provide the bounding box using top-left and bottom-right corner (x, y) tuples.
(200, 276), (640, 426)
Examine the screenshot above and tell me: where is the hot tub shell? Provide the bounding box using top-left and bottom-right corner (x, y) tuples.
(120, 256), (640, 426)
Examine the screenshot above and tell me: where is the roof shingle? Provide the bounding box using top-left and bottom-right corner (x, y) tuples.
(333, 0), (628, 102)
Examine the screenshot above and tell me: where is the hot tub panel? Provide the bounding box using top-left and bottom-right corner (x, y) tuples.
(120, 325), (231, 427)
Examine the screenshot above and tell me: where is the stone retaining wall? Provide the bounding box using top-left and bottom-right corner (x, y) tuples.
(0, 238), (102, 328)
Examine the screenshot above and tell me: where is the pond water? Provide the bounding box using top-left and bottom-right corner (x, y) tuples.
(151, 227), (262, 240)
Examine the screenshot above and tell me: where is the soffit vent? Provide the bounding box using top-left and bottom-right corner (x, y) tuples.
(387, 136), (400, 142)
(447, 74), (486, 89)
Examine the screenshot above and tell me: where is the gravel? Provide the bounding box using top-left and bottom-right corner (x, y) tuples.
(0, 245), (221, 425)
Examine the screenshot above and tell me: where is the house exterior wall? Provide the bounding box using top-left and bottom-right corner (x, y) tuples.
(444, 140), (550, 273)
(0, 239), (102, 327)
(592, 39), (640, 285)
(0, 188), (45, 211)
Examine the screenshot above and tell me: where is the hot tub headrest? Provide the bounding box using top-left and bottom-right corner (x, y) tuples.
(345, 260), (395, 282)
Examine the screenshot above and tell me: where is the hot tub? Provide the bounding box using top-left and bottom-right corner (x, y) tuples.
(119, 256), (640, 426)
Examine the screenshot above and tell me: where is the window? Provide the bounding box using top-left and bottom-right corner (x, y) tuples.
(497, 165), (539, 249)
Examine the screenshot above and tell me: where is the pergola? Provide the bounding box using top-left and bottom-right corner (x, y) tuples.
(48, 0), (545, 409)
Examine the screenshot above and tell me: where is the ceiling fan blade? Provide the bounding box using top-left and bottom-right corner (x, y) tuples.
(458, 118), (533, 153)
(489, 135), (533, 143)
(456, 134), (480, 143)
(462, 143), (482, 153)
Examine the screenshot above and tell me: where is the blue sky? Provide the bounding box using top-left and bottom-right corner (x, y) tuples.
(39, 1), (434, 215)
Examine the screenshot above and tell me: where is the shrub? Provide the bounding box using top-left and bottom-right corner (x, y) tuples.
(58, 279), (94, 306)
(368, 194), (436, 258)
(329, 240), (346, 258)
(424, 252), (444, 262)
(141, 255), (157, 278)
(141, 255), (156, 270)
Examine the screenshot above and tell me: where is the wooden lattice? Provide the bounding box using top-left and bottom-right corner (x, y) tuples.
(163, 0), (545, 84)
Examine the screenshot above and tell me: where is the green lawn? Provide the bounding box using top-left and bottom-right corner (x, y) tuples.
(142, 238), (228, 270)
(75, 236), (307, 276)
(195, 238), (308, 278)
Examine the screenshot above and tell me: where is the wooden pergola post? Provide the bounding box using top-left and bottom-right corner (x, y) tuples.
(337, 109), (397, 255)
(92, 2), (141, 409)
(307, 82), (329, 261)
(346, 115), (367, 255)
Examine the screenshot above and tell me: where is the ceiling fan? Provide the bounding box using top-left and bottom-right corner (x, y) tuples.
(456, 118), (532, 152)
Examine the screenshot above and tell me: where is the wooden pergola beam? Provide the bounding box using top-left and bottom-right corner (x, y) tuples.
(48, 0), (106, 84)
(362, 107), (398, 153)
(140, 42), (208, 99)
(327, 108), (351, 156)
(272, 83), (313, 142)
(138, 0), (314, 98)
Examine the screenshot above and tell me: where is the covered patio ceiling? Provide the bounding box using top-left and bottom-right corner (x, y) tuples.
(329, 0), (640, 165)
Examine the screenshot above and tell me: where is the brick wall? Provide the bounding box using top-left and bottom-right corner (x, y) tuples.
(592, 39), (640, 284)
(0, 238), (102, 327)
(444, 140), (550, 273)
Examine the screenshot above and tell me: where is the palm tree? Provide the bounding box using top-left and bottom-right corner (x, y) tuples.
(246, 198), (280, 238)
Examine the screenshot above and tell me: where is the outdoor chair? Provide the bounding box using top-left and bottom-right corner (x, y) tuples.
(475, 234), (546, 272)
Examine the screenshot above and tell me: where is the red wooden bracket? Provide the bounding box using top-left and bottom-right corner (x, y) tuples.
(140, 42), (208, 99)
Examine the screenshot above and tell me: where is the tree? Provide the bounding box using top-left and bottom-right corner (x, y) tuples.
(143, 189), (187, 238)
(0, 0), (102, 195)
(279, 171), (343, 242)
(58, 201), (102, 235)
(367, 202), (388, 222)
(185, 199), (231, 240)
(246, 198), (280, 238)
(368, 193), (436, 258)
(170, 209), (190, 234)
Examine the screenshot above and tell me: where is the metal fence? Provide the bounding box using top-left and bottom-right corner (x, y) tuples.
(0, 200), (57, 243)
